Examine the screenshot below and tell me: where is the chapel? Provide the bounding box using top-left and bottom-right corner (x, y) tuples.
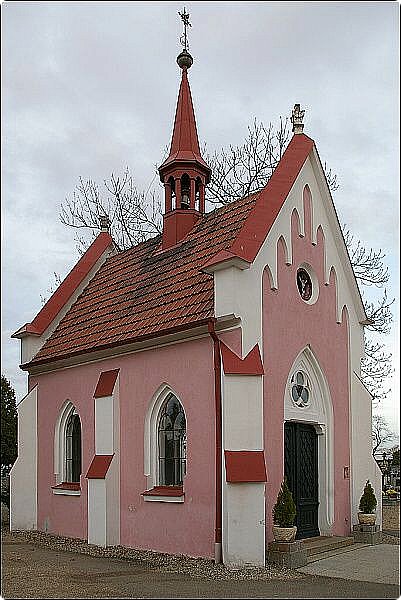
(10, 15), (381, 567)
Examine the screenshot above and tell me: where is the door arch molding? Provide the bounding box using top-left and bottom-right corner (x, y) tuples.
(284, 345), (334, 535)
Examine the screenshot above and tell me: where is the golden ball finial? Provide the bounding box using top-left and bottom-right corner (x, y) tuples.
(177, 49), (193, 70)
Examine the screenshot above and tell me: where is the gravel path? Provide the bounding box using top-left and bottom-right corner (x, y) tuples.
(3, 530), (399, 599)
(1, 528), (301, 582)
(2, 503), (398, 578)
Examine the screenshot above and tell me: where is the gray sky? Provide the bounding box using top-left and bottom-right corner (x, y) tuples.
(2, 1), (399, 437)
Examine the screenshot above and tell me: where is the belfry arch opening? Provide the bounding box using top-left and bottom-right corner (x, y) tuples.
(180, 174), (191, 209)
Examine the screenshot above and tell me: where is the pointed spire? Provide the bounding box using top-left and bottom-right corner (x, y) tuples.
(159, 10), (211, 249)
(159, 64), (211, 179)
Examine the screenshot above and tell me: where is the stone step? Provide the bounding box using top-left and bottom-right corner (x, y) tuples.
(305, 542), (369, 564)
(301, 535), (355, 556)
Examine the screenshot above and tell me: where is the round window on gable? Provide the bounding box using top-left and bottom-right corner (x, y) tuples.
(290, 371), (311, 408)
(296, 263), (319, 304)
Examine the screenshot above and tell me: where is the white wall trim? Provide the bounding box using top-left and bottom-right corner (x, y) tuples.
(95, 395), (114, 455)
(52, 488), (81, 496)
(142, 495), (185, 503)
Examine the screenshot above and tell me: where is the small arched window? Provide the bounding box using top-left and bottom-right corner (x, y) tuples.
(180, 174), (191, 209)
(158, 394), (186, 486)
(168, 176), (176, 204)
(195, 177), (201, 210)
(65, 410), (82, 483)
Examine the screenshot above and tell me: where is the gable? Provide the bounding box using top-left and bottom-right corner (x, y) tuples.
(12, 232), (116, 365)
(212, 134), (368, 370)
(205, 133), (366, 327)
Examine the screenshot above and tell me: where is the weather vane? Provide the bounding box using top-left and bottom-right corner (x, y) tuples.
(178, 7), (192, 51)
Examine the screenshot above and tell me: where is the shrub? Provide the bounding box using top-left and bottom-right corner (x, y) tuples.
(359, 480), (377, 514)
(273, 479), (296, 527)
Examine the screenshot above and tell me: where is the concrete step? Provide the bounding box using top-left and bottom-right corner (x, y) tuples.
(304, 542), (369, 564)
(301, 535), (355, 557)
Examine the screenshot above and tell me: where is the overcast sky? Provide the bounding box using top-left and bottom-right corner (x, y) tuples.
(2, 1), (399, 438)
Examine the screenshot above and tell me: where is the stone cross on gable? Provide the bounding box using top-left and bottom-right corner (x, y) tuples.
(291, 104), (305, 134)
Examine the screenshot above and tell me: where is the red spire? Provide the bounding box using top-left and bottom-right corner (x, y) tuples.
(159, 67), (211, 180)
(159, 50), (211, 249)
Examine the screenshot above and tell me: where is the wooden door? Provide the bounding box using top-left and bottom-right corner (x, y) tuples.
(284, 422), (319, 539)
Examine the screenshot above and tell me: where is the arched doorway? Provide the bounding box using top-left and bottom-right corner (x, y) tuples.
(284, 346), (334, 537)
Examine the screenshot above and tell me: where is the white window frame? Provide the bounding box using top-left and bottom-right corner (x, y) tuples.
(53, 401), (81, 494)
(144, 384), (187, 502)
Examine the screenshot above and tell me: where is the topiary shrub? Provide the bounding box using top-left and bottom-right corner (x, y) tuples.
(273, 479), (296, 527)
(359, 480), (377, 514)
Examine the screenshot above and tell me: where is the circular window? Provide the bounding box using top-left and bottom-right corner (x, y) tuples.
(296, 263), (319, 304)
(290, 371), (310, 408)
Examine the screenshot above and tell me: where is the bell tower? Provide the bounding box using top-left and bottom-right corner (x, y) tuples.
(158, 9), (211, 250)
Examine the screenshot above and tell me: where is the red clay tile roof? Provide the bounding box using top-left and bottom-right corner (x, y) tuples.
(216, 133), (314, 265)
(28, 193), (259, 366)
(25, 133), (316, 368)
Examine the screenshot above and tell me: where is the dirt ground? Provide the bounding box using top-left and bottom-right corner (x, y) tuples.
(1, 504), (399, 599)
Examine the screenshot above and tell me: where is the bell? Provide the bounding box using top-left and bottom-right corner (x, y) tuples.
(181, 193), (190, 209)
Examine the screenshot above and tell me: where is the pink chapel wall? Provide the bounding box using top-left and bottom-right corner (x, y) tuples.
(262, 191), (351, 541)
(31, 334), (229, 558)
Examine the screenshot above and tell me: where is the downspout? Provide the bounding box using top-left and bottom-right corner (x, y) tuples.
(208, 318), (223, 564)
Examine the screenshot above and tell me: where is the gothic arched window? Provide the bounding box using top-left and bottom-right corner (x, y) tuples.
(158, 394), (186, 486)
(65, 410), (82, 483)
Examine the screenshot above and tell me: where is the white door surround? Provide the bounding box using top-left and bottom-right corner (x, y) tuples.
(284, 346), (334, 535)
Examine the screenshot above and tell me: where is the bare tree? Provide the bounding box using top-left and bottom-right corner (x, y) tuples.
(59, 117), (340, 251)
(205, 118), (291, 205)
(40, 272), (63, 306)
(372, 415), (395, 456)
(342, 226), (394, 403)
(58, 116), (393, 404)
(60, 168), (162, 255)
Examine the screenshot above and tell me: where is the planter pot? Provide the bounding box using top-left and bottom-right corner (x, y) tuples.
(358, 512), (376, 525)
(273, 525), (297, 542)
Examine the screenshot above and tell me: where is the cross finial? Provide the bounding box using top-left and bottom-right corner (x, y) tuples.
(178, 7), (192, 51)
(291, 103), (305, 134)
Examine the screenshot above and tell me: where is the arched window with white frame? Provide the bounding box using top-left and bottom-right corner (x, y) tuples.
(54, 402), (82, 485)
(144, 386), (187, 492)
(157, 394), (186, 486)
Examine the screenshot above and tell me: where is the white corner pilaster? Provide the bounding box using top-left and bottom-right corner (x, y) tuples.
(10, 386), (38, 531)
(87, 371), (120, 547)
(222, 374), (265, 567)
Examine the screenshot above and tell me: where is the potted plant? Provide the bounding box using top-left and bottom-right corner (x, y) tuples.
(272, 479), (297, 542)
(358, 480), (377, 524)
